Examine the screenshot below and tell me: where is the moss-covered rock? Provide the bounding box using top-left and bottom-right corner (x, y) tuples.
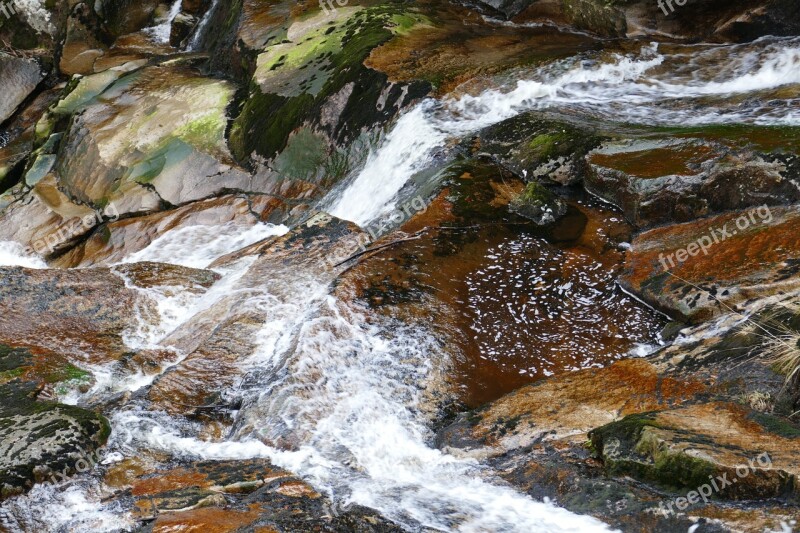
(469, 113), (602, 185)
(590, 402), (799, 501)
(509, 181), (567, 224)
(229, 4), (431, 183)
(0, 344), (110, 500)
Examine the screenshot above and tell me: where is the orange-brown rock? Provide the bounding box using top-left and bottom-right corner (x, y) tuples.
(620, 206), (800, 323)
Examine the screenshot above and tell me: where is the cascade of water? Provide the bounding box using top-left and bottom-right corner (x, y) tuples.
(329, 38), (800, 226)
(186, 0), (221, 51)
(144, 0), (183, 44)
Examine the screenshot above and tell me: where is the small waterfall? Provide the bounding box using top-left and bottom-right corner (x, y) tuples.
(144, 0), (183, 44)
(330, 38), (800, 226)
(186, 0), (221, 51)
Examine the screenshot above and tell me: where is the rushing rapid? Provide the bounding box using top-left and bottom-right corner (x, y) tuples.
(2, 30), (800, 533)
(330, 37), (800, 225)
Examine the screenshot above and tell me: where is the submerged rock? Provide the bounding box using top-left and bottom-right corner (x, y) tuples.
(146, 212), (366, 418)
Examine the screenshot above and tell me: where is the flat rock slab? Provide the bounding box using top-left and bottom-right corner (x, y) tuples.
(620, 206), (800, 323)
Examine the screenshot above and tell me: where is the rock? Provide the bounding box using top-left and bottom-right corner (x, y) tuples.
(0, 344), (110, 500)
(0, 53), (43, 124)
(509, 181), (568, 225)
(619, 205), (800, 323)
(469, 113), (601, 186)
(169, 12), (197, 47)
(56, 63), (255, 217)
(585, 135), (800, 229)
(102, 458), (403, 531)
(561, 0), (627, 37)
(0, 85), (62, 190)
(0, 174), (117, 258)
(0, 262), (218, 367)
(51, 193), (295, 268)
(363, 4), (596, 96)
(546, 0), (800, 41)
(101, 0), (161, 37)
(589, 402), (800, 501)
(59, 2), (110, 76)
(435, 358), (719, 531)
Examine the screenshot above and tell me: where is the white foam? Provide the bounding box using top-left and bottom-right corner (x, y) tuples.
(330, 39), (800, 226)
(120, 221), (288, 269)
(0, 241), (46, 268)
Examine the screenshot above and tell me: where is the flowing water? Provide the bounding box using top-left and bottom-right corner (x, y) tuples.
(2, 34), (800, 533)
(330, 37), (800, 225)
(143, 0), (183, 44)
(186, 0), (222, 51)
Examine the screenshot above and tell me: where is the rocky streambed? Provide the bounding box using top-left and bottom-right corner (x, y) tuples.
(0, 0), (799, 532)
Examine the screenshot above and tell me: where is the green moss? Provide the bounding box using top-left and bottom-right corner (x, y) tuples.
(527, 132), (571, 160)
(230, 4), (431, 163)
(517, 181), (554, 205)
(0, 367), (25, 383)
(45, 363), (91, 385)
(748, 412), (800, 439)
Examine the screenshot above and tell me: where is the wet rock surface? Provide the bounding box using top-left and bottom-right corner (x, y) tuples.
(0, 344), (110, 500)
(586, 133), (800, 229)
(620, 205), (800, 323)
(0, 1), (800, 531)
